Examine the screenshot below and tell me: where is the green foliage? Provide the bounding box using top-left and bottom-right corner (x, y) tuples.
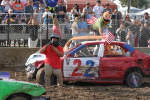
(119, 0), (148, 8)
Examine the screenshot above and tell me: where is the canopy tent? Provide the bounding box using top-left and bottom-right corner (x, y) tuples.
(136, 8), (150, 15)
(118, 6), (142, 12)
(64, 0), (117, 12)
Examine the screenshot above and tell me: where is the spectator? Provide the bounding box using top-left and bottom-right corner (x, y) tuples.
(93, 0), (103, 18)
(1, 0), (12, 13)
(52, 18), (61, 38)
(42, 6), (52, 34)
(83, 2), (93, 20)
(128, 20), (140, 47)
(71, 17), (80, 37)
(12, 0), (24, 13)
(126, 29), (135, 47)
(78, 15), (88, 36)
(28, 16), (39, 48)
(124, 15), (132, 28)
(64, 13), (70, 33)
(103, 3), (112, 14)
(140, 12), (150, 25)
(54, 0), (66, 23)
(71, 4), (81, 20)
(33, 0), (45, 9)
(111, 8), (121, 35)
(4, 8), (16, 23)
(148, 38), (150, 47)
(39, 34), (64, 88)
(116, 23), (127, 42)
(39, 3), (45, 13)
(24, 0), (33, 33)
(139, 23), (150, 47)
(47, 0), (58, 13)
(33, 7), (42, 24)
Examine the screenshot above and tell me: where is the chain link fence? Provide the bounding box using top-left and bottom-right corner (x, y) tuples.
(0, 12), (150, 47)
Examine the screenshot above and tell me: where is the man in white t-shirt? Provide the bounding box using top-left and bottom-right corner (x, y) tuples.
(93, 0), (103, 18)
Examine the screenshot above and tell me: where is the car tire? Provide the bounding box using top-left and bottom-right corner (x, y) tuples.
(9, 96), (28, 100)
(36, 68), (57, 85)
(126, 72), (143, 88)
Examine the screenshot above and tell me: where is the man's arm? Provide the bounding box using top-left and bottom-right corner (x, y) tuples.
(28, 17), (32, 27)
(40, 44), (49, 53)
(126, 30), (131, 40)
(99, 28), (103, 36)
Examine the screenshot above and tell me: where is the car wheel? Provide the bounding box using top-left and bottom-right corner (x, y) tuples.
(36, 68), (57, 85)
(126, 72), (143, 88)
(10, 96), (28, 100)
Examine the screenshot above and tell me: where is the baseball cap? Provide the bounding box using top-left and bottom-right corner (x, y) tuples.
(106, 3), (110, 6)
(86, 2), (90, 5)
(97, 0), (101, 3)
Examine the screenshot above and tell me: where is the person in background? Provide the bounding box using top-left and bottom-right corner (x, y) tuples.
(82, 2), (93, 21)
(12, 0), (24, 13)
(139, 23), (150, 47)
(33, 0), (45, 9)
(116, 23), (127, 42)
(24, 0), (33, 33)
(4, 8), (16, 23)
(1, 0), (12, 13)
(128, 20), (140, 47)
(47, 0), (58, 13)
(71, 17), (80, 37)
(20, 0), (27, 6)
(52, 18), (61, 38)
(28, 16), (39, 48)
(64, 13), (70, 33)
(39, 3), (45, 13)
(93, 0), (103, 18)
(126, 28), (135, 47)
(42, 6), (52, 34)
(140, 12), (150, 26)
(71, 4), (81, 20)
(148, 38), (150, 47)
(103, 3), (112, 14)
(54, 0), (66, 23)
(78, 15), (88, 36)
(33, 7), (42, 24)
(124, 15), (132, 28)
(39, 33), (64, 88)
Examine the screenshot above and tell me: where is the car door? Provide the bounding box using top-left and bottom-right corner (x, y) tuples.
(63, 43), (104, 79)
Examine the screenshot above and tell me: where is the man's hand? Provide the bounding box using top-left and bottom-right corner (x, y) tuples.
(45, 44), (49, 49)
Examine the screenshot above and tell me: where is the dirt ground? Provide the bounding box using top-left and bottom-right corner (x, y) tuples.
(2, 66), (150, 100)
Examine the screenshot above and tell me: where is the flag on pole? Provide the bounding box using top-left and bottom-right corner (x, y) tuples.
(105, 31), (115, 44)
(87, 14), (97, 24)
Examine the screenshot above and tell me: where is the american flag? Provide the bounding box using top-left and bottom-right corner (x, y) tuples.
(105, 31), (115, 44)
(87, 14), (97, 24)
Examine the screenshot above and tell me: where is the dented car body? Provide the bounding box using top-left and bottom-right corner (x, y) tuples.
(27, 41), (150, 88)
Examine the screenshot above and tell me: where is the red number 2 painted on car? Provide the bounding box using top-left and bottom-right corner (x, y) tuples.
(71, 59), (83, 76)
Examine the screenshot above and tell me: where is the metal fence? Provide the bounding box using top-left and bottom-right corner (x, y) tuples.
(0, 13), (150, 47)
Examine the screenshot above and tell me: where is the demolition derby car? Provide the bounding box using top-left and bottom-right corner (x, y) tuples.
(0, 72), (49, 100)
(25, 36), (150, 88)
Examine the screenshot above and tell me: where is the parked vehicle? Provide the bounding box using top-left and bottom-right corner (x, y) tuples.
(0, 72), (49, 100)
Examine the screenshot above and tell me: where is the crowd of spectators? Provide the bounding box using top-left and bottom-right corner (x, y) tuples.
(0, 0), (149, 47)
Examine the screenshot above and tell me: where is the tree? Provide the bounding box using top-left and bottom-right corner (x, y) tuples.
(119, 0), (148, 8)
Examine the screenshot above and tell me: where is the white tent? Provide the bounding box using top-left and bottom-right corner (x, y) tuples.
(136, 8), (150, 15)
(118, 6), (142, 12)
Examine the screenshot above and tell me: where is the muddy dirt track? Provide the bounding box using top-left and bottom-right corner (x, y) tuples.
(2, 66), (150, 100)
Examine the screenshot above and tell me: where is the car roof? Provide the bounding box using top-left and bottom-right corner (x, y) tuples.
(69, 36), (103, 40)
(82, 41), (126, 45)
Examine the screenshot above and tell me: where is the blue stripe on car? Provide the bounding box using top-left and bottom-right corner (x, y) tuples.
(70, 44), (86, 55)
(123, 43), (135, 53)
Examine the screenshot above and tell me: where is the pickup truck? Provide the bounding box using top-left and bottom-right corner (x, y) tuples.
(26, 40), (150, 88)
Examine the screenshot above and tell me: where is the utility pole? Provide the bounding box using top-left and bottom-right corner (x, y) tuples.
(128, 0), (131, 13)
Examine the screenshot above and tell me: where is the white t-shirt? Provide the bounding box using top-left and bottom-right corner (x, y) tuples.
(42, 12), (52, 17)
(1, 1), (11, 12)
(72, 23), (78, 36)
(93, 5), (103, 18)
